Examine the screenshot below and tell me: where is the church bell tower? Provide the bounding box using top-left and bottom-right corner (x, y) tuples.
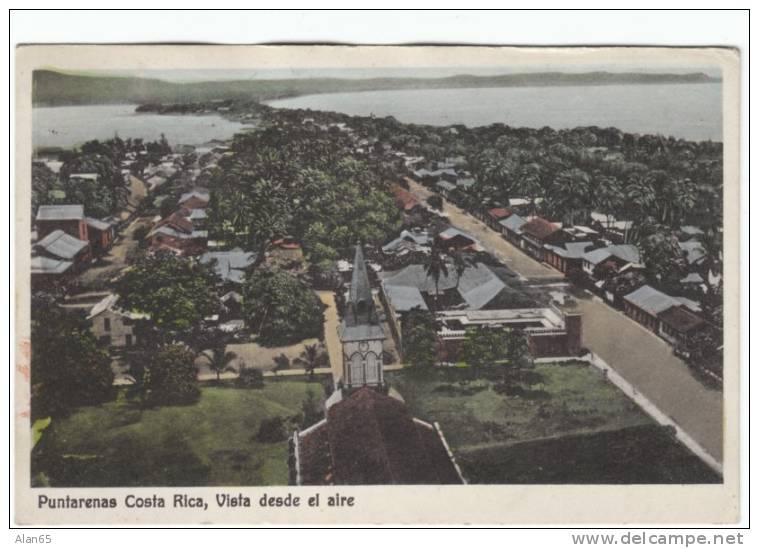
(338, 245), (386, 389)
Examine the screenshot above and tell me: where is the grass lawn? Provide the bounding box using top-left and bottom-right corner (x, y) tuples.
(387, 362), (719, 484)
(32, 379), (327, 487)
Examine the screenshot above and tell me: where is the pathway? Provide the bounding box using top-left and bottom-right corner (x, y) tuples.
(317, 290), (344, 384)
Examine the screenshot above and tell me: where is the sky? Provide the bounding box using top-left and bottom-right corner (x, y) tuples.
(94, 65), (722, 82)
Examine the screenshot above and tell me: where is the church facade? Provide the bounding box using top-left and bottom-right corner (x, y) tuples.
(338, 245), (386, 389)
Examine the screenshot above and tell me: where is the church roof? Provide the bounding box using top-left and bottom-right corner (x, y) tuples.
(349, 245), (372, 307)
(296, 387), (464, 485)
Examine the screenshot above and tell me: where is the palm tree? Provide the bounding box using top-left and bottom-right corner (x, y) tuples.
(449, 249), (473, 290)
(593, 174), (624, 229)
(201, 344), (238, 382)
(424, 240), (450, 311)
(548, 168), (591, 227)
(294, 344), (322, 380)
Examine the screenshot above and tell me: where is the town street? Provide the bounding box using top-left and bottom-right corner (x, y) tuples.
(405, 178), (559, 279)
(405, 178), (723, 463)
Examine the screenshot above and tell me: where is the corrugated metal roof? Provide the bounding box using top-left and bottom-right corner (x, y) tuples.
(623, 285), (679, 316)
(679, 240), (706, 265)
(499, 214), (527, 233)
(199, 248), (256, 282)
(31, 255), (73, 274)
(86, 217), (112, 231)
(545, 241), (594, 259)
(36, 204), (84, 221)
(35, 230), (88, 259)
(338, 324), (386, 342)
(383, 285), (428, 312)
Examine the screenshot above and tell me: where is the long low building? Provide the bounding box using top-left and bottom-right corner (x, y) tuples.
(436, 307), (582, 360)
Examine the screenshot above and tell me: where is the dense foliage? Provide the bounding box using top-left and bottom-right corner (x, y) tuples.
(401, 309), (439, 369)
(142, 344), (200, 406)
(241, 267), (324, 346)
(116, 250), (220, 333)
(205, 126), (403, 271)
(30, 294), (114, 419)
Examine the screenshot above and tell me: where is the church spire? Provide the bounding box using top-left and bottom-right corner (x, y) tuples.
(345, 244), (377, 327)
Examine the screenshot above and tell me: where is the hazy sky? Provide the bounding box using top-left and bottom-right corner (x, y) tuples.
(95, 65), (721, 82)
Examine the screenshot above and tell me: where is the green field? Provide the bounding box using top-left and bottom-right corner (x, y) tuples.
(32, 379), (326, 487)
(387, 362), (720, 484)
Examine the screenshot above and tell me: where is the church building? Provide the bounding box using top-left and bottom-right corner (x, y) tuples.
(338, 245), (386, 388)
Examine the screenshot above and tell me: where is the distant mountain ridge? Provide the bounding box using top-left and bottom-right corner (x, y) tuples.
(33, 69), (720, 107)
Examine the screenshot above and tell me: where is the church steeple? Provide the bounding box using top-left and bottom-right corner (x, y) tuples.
(338, 244), (386, 389)
(345, 244), (378, 327)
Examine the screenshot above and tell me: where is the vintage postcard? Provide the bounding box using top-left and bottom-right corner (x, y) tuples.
(13, 44), (741, 525)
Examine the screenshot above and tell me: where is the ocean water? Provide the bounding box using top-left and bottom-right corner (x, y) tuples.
(32, 104), (248, 149)
(267, 83), (723, 142)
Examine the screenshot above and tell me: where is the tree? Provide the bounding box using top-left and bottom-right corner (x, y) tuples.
(242, 267), (324, 347)
(423, 240), (450, 310)
(294, 344), (325, 379)
(143, 344), (200, 406)
(504, 329), (533, 369)
(548, 168), (591, 226)
(31, 294), (114, 419)
(272, 353), (291, 375)
(427, 194), (444, 211)
(256, 416), (288, 443)
(461, 328), (507, 373)
(401, 308), (439, 369)
(200, 343), (237, 382)
(116, 251), (219, 335)
(638, 230), (688, 289)
(235, 364), (265, 389)
(299, 389), (324, 429)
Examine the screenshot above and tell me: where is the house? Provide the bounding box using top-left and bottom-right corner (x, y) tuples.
(543, 241), (595, 275)
(679, 240), (707, 267)
(199, 248), (258, 285)
(623, 284), (704, 339)
(381, 229), (432, 256)
(508, 197), (543, 215)
(178, 189), (210, 210)
(485, 207), (512, 230)
(35, 204), (88, 241)
(435, 180), (457, 198)
(85, 217), (116, 255)
(68, 173), (99, 185)
(436, 227), (479, 251)
(380, 262), (523, 316)
(31, 256), (74, 287)
(499, 214), (528, 245)
(290, 386), (464, 485)
(519, 217), (564, 261)
(582, 244), (642, 281)
(679, 225), (705, 241)
(657, 305), (706, 345)
(86, 294), (144, 349)
(390, 184), (422, 214)
(34, 229), (91, 270)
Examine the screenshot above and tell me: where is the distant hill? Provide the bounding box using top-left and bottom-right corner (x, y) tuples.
(32, 69), (720, 107)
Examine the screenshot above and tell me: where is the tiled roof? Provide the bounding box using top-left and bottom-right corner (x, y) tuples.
(36, 204), (84, 221)
(35, 230), (88, 260)
(521, 217), (559, 240)
(487, 207), (512, 220)
(179, 190), (210, 204)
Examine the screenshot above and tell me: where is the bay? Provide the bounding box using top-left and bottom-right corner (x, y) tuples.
(33, 104), (248, 150)
(266, 83), (723, 142)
